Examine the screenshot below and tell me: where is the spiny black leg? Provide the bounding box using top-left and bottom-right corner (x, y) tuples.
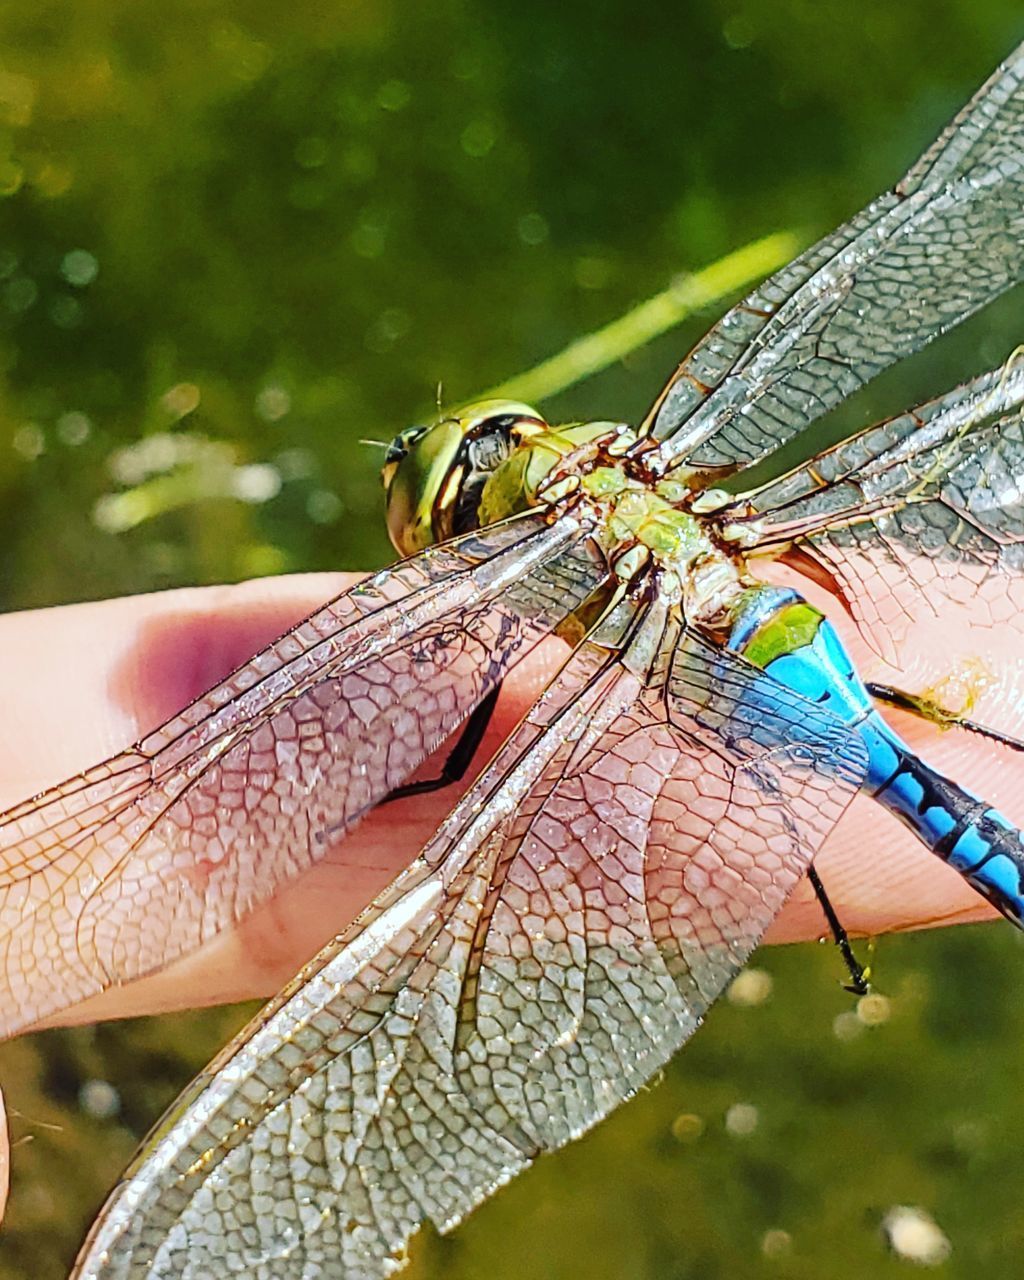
(807, 864), (870, 996)
(383, 683), (502, 803)
(866, 681), (1024, 754)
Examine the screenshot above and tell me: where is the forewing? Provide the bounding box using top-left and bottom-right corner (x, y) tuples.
(729, 360), (1024, 672)
(643, 42), (1024, 478)
(0, 513), (608, 1039)
(70, 597), (864, 1280)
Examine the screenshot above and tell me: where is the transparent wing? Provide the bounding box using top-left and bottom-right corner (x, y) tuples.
(0, 512), (608, 1039)
(71, 594), (865, 1280)
(643, 42), (1024, 478)
(726, 358), (1024, 670)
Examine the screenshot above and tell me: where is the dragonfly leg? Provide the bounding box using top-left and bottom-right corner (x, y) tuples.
(807, 864), (870, 996)
(384, 683), (502, 802)
(865, 682), (1024, 754)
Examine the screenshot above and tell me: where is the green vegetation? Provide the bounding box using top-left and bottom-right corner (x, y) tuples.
(1, 4), (1022, 1277)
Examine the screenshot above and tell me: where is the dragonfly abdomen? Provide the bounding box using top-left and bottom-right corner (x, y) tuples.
(728, 585), (1024, 928)
(869, 743), (1024, 926)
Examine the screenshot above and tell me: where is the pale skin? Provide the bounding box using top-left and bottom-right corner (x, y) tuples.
(0, 567), (1021, 1225)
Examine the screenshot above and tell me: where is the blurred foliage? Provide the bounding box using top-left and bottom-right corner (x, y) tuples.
(0, 2), (1023, 1278)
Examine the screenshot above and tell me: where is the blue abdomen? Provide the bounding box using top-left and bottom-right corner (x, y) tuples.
(727, 587), (1024, 928)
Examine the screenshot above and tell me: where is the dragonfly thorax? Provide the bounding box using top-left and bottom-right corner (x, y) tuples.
(472, 417), (748, 614)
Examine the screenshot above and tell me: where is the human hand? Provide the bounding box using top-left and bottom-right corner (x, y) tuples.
(0, 569), (1020, 1226)
(0, 570), (1013, 1032)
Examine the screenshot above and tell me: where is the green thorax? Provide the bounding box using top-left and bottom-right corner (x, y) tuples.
(478, 425), (713, 574)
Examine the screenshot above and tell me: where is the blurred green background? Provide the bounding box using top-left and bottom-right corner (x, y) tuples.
(1, 3), (1024, 1277)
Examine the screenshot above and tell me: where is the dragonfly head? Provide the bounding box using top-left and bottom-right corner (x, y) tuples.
(382, 399), (547, 556)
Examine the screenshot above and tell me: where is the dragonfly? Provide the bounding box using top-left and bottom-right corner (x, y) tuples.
(1, 39), (1023, 1280)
